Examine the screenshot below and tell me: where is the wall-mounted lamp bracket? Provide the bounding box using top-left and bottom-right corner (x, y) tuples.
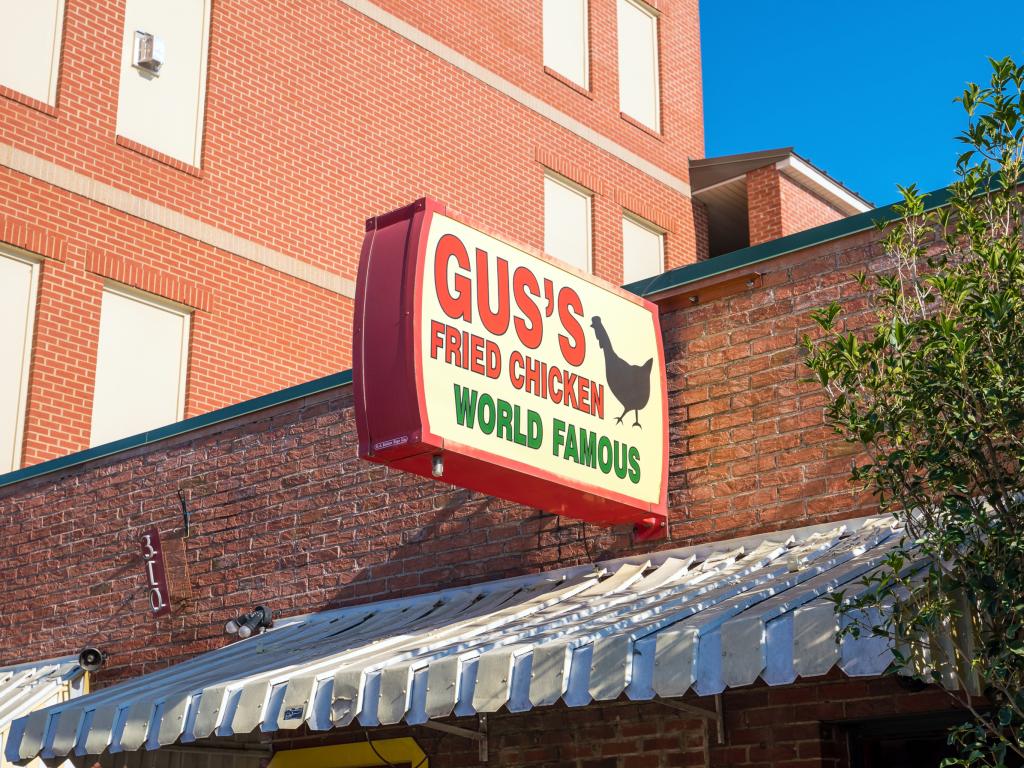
(177, 489), (191, 538)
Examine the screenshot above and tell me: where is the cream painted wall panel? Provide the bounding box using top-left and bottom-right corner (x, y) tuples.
(0, 0), (65, 105)
(90, 286), (190, 447)
(543, 0), (588, 88)
(115, 0), (211, 166)
(544, 173), (592, 273)
(0, 252), (39, 472)
(617, 0), (660, 131)
(621, 214), (663, 283)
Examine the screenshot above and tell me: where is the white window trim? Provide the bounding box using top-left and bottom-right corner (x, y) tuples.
(544, 170), (594, 274)
(115, 0), (212, 167)
(543, 0), (590, 89)
(96, 282), (192, 434)
(43, 0), (65, 106)
(1, 248), (40, 472)
(618, 0), (662, 132)
(0, 0), (66, 106)
(622, 210), (665, 281)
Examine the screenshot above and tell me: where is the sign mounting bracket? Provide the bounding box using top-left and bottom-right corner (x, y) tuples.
(657, 695), (724, 744)
(420, 714), (488, 762)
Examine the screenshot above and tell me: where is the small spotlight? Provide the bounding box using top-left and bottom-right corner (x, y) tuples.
(431, 454), (444, 478)
(226, 606), (273, 638)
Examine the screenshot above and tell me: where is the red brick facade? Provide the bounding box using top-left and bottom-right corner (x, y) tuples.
(746, 166), (846, 247)
(1, 0), (704, 466)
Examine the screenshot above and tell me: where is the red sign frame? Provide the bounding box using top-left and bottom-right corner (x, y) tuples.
(353, 199), (668, 538)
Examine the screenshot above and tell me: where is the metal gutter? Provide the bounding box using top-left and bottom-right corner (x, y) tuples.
(0, 370), (353, 490)
(624, 185), (951, 298)
(0, 184), (953, 492)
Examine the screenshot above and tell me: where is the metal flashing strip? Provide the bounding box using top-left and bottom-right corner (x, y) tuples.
(625, 186), (952, 298)
(0, 144), (355, 299)
(0, 370), (352, 491)
(6, 518), (922, 763)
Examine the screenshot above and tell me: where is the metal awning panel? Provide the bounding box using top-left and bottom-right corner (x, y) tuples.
(0, 657), (85, 767)
(9, 517), (925, 763)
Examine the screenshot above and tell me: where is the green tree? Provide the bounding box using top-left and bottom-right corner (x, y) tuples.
(803, 56), (1024, 767)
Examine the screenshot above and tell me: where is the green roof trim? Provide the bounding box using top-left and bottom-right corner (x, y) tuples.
(0, 184), (955, 492)
(0, 369), (353, 490)
(623, 186), (952, 297)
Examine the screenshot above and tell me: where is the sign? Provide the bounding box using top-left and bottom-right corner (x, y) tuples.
(353, 199), (667, 538)
(140, 526), (171, 617)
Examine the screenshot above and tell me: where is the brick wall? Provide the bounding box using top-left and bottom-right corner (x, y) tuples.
(746, 167), (846, 247)
(778, 174), (846, 238)
(1, 0), (704, 466)
(746, 166), (783, 246)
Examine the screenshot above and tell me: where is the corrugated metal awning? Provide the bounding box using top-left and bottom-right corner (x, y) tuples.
(8, 517), (910, 762)
(0, 657), (84, 768)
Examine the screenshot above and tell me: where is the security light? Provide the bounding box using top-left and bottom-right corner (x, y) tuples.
(225, 605), (273, 638)
(432, 454), (444, 478)
(133, 31), (165, 73)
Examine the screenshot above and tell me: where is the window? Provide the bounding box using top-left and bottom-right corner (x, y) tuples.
(116, 0), (211, 166)
(0, 250), (39, 472)
(0, 0), (65, 105)
(543, 0), (588, 89)
(621, 213), (664, 284)
(616, 0), (660, 131)
(90, 285), (191, 447)
(544, 172), (592, 272)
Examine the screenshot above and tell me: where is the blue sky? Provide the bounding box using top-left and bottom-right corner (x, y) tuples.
(700, 1), (1024, 206)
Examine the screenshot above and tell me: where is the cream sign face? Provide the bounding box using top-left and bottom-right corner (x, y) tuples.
(354, 199), (668, 537)
(420, 214), (664, 505)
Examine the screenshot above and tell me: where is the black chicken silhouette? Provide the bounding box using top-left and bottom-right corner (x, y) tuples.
(590, 316), (654, 428)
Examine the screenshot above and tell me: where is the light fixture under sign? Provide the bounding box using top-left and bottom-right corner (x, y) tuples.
(133, 31), (165, 73)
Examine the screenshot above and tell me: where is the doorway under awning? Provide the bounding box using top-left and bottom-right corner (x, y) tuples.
(8, 516), (948, 765)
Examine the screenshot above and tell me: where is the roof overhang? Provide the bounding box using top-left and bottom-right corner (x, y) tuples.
(775, 155), (872, 215)
(5, 516), (956, 764)
(690, 148), (872, 216)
